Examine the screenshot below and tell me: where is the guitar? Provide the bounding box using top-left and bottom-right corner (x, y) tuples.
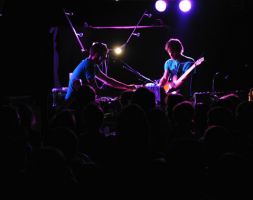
(163, 57), (205, 93)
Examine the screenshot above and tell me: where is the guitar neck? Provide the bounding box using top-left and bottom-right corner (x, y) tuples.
(177, 63), (196, 83)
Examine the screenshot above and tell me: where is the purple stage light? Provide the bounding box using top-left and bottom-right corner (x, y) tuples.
(179, 0), (192, 12)
(155, 0), (167, 12)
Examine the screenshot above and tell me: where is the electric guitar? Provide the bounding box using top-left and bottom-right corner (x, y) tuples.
(163, 57), (205, 93)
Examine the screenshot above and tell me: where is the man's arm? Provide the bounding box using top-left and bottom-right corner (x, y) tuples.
(95, 67), (135, 91)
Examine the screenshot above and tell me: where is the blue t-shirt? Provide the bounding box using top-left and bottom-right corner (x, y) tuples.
(164, 56), (195, 97)
(164, 58), (193, 81)
(65, 58), (98, 100)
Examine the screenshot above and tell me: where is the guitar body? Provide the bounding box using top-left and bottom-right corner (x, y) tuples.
(163, 80), (183, 93)
(163, 82), (176, 93)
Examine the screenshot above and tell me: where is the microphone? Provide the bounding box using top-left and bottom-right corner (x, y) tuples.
(76, 33), (83, 37)
(132, 32), (140, 37)
(212, 72), (220, 94)
(144, 12), (152, 18)
(65, 12), (74, 16)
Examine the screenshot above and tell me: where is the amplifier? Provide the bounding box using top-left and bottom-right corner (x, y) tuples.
(51, 87), (120, 109)
(193, 90), (248, 106)
(51, 87), (68, 108)
(193, 91), (225, 107)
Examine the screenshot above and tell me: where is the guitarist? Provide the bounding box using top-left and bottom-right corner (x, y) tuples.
(158, 38), (195, 99)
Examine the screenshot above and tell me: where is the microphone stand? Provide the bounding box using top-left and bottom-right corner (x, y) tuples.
(117, 10), (151, 50)
(211, 72), (220, 102)
(118, 59), (155, 84)
(63, 9), (87, 54)
(124, 10), (149, 46)
(110, 10), (154, 84)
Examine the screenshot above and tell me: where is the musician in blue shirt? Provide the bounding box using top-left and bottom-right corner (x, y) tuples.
(158, 38), (195, 98)
(65, 42), (136, 101)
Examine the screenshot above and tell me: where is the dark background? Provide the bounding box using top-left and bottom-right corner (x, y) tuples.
(0, 0), (252, 98)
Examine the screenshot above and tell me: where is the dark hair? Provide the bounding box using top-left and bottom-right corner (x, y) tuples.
(89, 42), (109, 57)
(165, 38), (184, 54)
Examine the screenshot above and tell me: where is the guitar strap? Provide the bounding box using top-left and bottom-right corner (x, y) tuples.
(169, 62), (182, 81)
(177, 62), (183, 77)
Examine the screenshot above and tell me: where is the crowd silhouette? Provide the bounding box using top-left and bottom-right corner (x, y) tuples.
(1, 87), (253, 198)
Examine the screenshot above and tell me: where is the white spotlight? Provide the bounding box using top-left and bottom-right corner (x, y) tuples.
(155, 0), (167, 12)
(114, 47), (123, 55)
(179, 0), (192, 12)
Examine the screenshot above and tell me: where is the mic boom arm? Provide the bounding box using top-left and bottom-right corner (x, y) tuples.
(63, 9), (87, 54)
(119, 59), (155, 84)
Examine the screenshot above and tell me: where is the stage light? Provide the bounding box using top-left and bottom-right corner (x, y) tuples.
(179, 0), (192, 12)
(114, 46), (123, 55)
(155, 0), (167, 12)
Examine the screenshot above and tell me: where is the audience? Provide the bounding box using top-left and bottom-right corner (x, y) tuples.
(2, 91), (253, 197)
